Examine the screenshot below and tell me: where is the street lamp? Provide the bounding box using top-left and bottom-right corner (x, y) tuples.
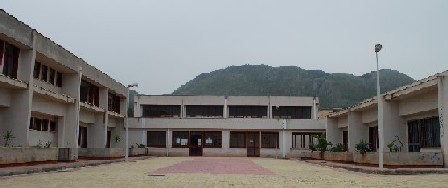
(375, 44), (384, 169)
(125, 83), (138, 162)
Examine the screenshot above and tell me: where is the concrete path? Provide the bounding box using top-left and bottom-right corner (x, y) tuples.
(2, 157), (448, 187)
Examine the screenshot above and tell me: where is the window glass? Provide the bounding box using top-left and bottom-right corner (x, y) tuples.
(261, 132), (278, 148)
(172, 131), (189, 147)
(147, 131), (166, 147)
(204, 132), (222, 148)
(230, 132), (245, 148)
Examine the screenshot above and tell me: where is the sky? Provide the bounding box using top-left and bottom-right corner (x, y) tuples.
(2, 0), (448, 94)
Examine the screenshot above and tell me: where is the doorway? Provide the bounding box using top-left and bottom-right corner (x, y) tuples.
(189, 132), (203, 156)
(246, 132), (260, 157)
(106, 131), (111, 148)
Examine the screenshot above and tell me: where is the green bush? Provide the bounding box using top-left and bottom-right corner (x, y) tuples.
(329, 143), (345, 152)
(309, 133), (332, 152)
(355, 140), (371, 154)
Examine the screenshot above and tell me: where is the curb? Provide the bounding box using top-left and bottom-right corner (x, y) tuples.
(0, 156), (152, 177)
(303, 160), (448, 175)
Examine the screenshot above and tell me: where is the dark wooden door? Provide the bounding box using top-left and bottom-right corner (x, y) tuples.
(189, 132), (203, 156)
(106, 131), (111, 148)
(246, 132), (260, 157)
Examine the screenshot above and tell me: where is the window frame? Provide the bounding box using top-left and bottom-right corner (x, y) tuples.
(172, 131), (190, 148)
(229, 131), (246, 148)
(147, 131), (167, 148)
(261, 132), (279, 148)
(203, 131), (222, 148)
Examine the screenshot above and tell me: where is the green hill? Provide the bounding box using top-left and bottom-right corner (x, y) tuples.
(172, 65), (415, 108)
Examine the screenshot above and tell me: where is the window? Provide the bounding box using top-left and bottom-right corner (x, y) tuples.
(186, 105), (223, 118)
(80, 80), (99, 106)
(261, 132), (279, 148)
(1, 41), (20, 79)
(56, 72), (63, 87)
(291, 132), (321, 149)
(230, 132), (245, 148)
(204, 132), (222, 148)
(49, 68), (56, 85)
(147, 131), (166, 147)
(142, 105), (181, 118)
(272, 106), (311, 119)
(228, 106), (268, 118)
(50, 121), (57, 132)
(408, 117), (441, 152)
(108, 93), (121, 113)
(41, 65), (48, 82)
(172, 131), (189, 148)
(33, 61), (41, 79)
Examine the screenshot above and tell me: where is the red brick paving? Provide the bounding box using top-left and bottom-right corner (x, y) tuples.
(151, 158), (275, 175)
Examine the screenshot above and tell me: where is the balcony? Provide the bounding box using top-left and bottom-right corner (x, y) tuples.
(0, 73), (28, 89)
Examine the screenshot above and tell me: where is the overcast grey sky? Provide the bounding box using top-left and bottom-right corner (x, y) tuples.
(2, 0), (447, 94)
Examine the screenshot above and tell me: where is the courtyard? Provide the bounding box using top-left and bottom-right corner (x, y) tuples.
(1, 157), (448, 187)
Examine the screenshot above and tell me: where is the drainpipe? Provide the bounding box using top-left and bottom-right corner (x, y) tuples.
(166, 128), (170, 157)
(282, 119), (287, 158)
(313, 97), (318, 120)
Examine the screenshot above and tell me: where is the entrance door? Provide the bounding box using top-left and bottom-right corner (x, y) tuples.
(342, 131), (348, 152)
(106, 131), (111, 148)
(78, 126), (87, 148)
(246, 132), (260, 157)
(189, 132), (203, 156)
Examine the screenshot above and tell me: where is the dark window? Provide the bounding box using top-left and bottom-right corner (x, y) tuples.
(29, 117), (34, 130)
(49, 68), (55, 85)
(408, 117), (440, 152)
(204, 132), (222, 148)
(230, 132), (246, 148)
(108, 93), (121, 113)
(41, 65), (48, 82)
(80, 80), (99, 107)
(41, 119), (49, 131)
(78, 126), (88, 148)
(2, 41), (20, 79)
(56, 72), (62, 87)
(261, 132), (279, 148)
(272, 106), (312, 119)
(147, 131), (166, 147)
(228, 106), (268, 118)
(172, 131), (189, 148)
(369, 126), (379, 151)
(33, 61), (41, 79)
(142, 105), (181, 118)
(50, 121), (57, 132)
(186, 105), (223, 117)
(35, 118), (42, 131)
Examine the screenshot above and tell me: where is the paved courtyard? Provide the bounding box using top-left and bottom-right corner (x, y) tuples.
(2, 157), (448, 187)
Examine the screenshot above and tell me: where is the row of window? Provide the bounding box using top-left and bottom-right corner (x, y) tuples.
(141, 105), (312, 119)
(33, 61), (63, 87)
(29, 117), (57, 132)
(0, 40), (20, 79)
(147, 131), (279, 148)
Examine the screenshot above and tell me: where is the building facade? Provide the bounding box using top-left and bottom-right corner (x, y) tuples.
(128, 95), (325, 158)
(326, 70), (448, 166)
(0, 10), (128, 154)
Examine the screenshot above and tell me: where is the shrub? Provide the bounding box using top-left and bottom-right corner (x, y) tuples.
(355, 140), (371, 154)
(309, 133), (332, 152)
(329, 143), (345, 152)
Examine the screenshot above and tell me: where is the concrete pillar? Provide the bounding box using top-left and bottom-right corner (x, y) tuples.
(223, 97), (228, 118)
(61, 69), (81, 148)
(438, 76), (448, 167)
(326, 118), (341, 145)
(348, 111), (367, 152)
(382, 100), (407, 152)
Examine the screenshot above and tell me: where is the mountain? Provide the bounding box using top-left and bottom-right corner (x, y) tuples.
(172, 65), (415, 108)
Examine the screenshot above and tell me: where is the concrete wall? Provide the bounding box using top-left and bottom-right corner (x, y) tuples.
(326, 118), (342, 145)
(0, 148), (59, 164)
(348, 111), (367, 152)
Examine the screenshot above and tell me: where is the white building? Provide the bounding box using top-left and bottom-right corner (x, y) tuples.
(326, 70), (448, 167)
(128, 95), (325, 158)
(0, 10), (128, 158)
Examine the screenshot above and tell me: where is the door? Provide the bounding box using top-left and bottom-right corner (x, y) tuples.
(189, 132), (203, 156)
(106, 131), (111, 148)
(78, 126), (87, 148)
(246, 132), (260, 157)
(342, 131), (348, 152)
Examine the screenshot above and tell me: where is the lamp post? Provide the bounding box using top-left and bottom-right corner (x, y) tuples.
(125, 83), (138, 162)
(375, 44), (384, 169)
